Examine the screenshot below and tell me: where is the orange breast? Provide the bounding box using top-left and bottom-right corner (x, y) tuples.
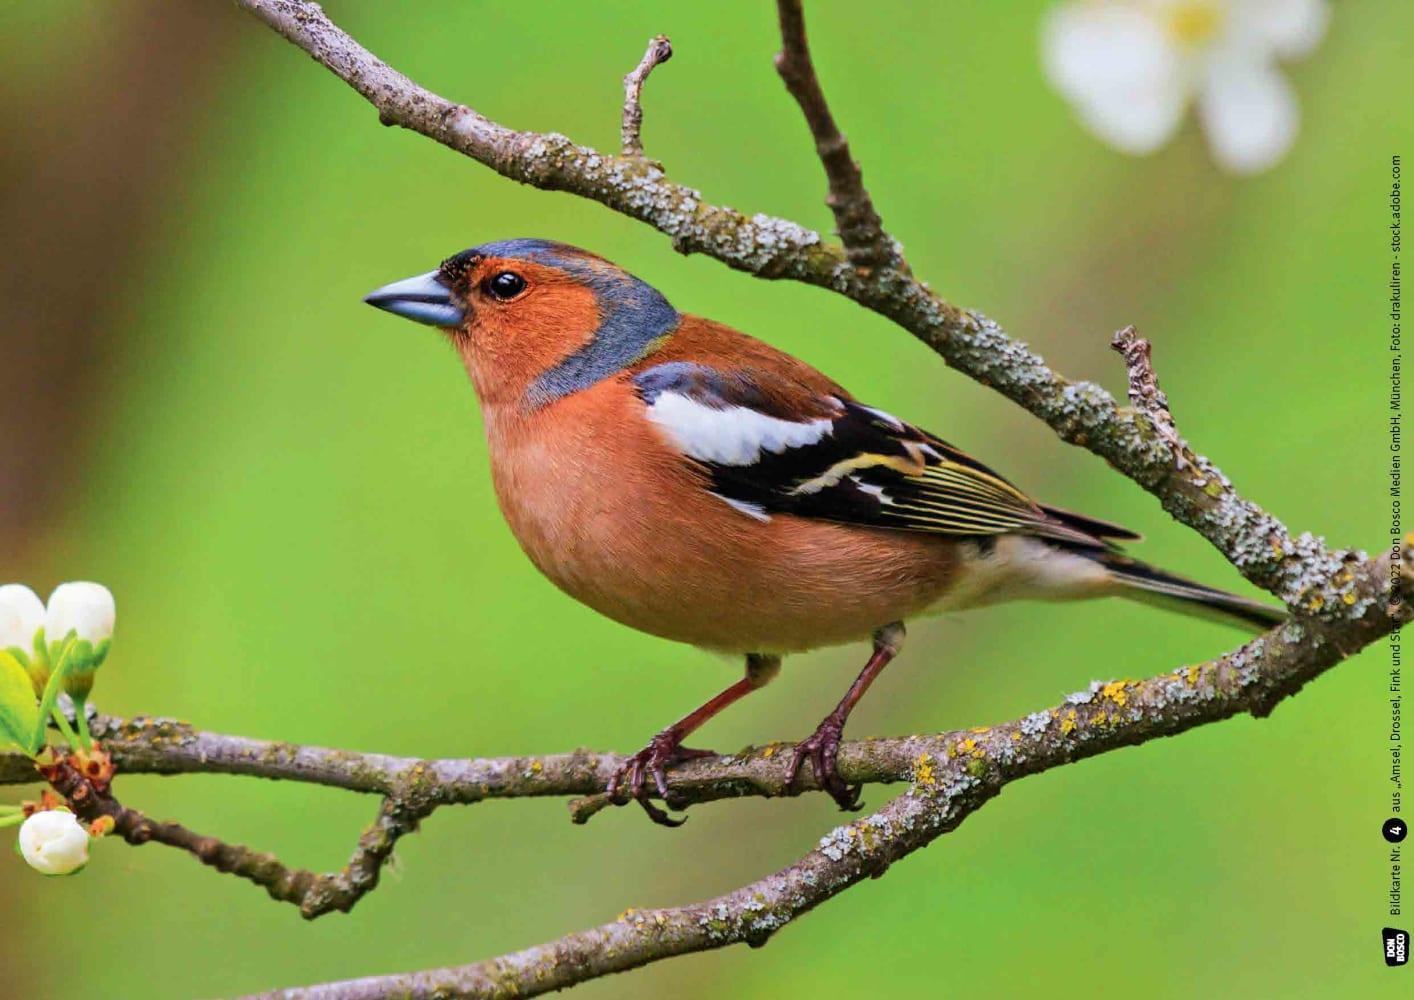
(480, 378), (961, 654)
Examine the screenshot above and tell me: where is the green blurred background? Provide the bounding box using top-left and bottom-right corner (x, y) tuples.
(1, 2), (1404, 997)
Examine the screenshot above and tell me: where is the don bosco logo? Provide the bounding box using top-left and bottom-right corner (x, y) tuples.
(1385, 927), (1409, 967)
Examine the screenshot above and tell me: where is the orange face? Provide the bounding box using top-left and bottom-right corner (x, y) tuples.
(437, 254), (602, 407)
(366, 239), (681, 411)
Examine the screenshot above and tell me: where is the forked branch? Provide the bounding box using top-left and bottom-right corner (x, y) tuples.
(773, 0), (903, 271)
(8, 1), (1376, 996)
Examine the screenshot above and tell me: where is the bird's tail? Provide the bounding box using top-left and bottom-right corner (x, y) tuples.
(1083, 549), (1286, 631)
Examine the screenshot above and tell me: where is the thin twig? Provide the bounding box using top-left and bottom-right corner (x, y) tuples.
(40, 755), (430, 918)
(621, 34), (672, 158)
(1112, 325), (1189, 471)
(773, 0), (901, 271)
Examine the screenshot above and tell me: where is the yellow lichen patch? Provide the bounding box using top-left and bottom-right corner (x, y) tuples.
(1271, 540), (1284, 557)
(762, 745), (776, 758)
(1184, 665), (1201, 686)
(970, 726), (990, 734)
(1100, 680), (1130, 707)
(1011, 731), (1022, 743)
(913, 752), (936, 788)
(1060, 709), (1078, 735)
(1342, 592), (1357, 606)
(529, 760), (543, 774)
(618, 908), (638, 922)
(960, 738), (976, 753)
(1308, 594), (1325, 611)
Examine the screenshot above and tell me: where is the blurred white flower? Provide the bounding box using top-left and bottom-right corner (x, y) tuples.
(0, 585), (45, 656)
(18, 810), (90, 875)
(1042, 0), (1329, 174)
(45, 583), (115, 648)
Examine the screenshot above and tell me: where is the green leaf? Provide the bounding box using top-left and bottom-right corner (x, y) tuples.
(32, 639), (77, 755)
(0, 650), (39, 757)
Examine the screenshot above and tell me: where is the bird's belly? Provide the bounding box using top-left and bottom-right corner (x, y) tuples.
(924, 535), (1113, 613)
(491, 444), (960, 653)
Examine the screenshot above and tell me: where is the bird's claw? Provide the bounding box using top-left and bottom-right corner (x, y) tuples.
(784, 715), (862, 811)
(606, 732), (715, 828)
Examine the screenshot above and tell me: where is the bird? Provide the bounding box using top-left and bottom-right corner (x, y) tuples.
(365, 238), (1284, 825)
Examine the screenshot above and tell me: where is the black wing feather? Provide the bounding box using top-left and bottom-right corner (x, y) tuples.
(634, 363), (1132, 548)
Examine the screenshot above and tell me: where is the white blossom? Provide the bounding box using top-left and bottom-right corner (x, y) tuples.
(45, 582), (115, 647)
(18, 810), (90, 875)
(0, 585), (45, 655)
(1042, 0), (1329, 174)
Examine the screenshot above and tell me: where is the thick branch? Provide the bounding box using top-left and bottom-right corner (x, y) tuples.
(137, 2), (1393, 994)
(773, 0), (902, 270)
(236, 554), (1403, 999)
(4, 549), (1401, 941)
(230, 0), (1354, 611)
(621, 35), (671, 158)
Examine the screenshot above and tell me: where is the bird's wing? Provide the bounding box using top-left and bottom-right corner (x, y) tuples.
(632, 361), (1137, 547)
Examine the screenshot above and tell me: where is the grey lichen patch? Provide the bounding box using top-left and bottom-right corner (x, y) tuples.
(938, 769), (981, 802)
(1157, 672), (1204, 705)
(1052, 380), (1120, 439)
(1196, 492), (1363, 611)
(1020, 710), (1053, 737)
(817, 823), (856, 862)
(1066, 684), (1100, 706)
(1228, 637), (1269, 687)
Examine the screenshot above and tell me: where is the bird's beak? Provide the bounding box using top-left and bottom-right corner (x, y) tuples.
(363, 270), (466, 328)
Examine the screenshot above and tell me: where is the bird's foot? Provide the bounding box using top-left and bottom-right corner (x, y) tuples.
(606, 731), (715, 828)
(784, 713), (862, 811)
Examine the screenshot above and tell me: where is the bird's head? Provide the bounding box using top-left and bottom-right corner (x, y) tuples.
(365, 239), (680, 409)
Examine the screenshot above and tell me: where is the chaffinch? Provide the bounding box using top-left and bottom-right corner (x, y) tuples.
(366, 239), (1282, 825)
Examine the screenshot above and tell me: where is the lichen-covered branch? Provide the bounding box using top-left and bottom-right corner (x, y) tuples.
(230, 0), (1356, 612)
(3, 542), (1401, 944)
(38, 753), (430, 918)
(773, 0), (902, 270)
(6, 1), (1355, 994)
(228, 554), (1404, 1000)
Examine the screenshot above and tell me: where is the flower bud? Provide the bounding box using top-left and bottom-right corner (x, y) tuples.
(17, 809), (90, 875)
(45, 583), (114, 701)
(0, 584), (47, 694)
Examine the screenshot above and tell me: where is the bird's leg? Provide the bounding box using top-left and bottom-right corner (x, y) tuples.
(786, 622), (905, 811)
(609, 653), (780, 827)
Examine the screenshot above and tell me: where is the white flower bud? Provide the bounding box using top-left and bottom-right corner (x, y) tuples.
(0, 585), (45, 655)
(18, 810), (90, 875)
(45, 583), (115, 647)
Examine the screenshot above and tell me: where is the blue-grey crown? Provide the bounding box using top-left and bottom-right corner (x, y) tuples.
(454, 240), (680, 409)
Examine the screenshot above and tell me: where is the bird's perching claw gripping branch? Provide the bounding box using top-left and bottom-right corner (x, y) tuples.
(3, 2), (1393, 997)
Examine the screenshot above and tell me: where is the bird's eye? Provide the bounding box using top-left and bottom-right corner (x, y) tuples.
(485, 271), (526, 301)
